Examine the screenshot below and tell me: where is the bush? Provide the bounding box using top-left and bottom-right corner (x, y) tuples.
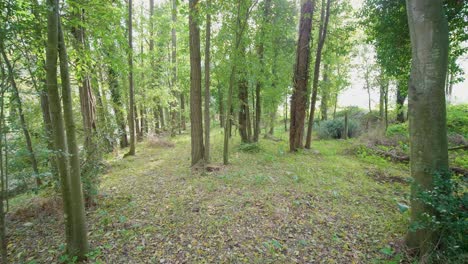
(237, 142), (262, 153)
(447, 104), (468, 138)
(411, 171), (468, 263)
(317, 118), (360, 139)
(386, 122), (409, 138)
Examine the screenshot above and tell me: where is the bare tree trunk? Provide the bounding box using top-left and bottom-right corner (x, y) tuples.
(305, 0), (331, 149)
(290, 0), (314, 152)
(284, 94), (288, 132)
(127, 0), (136, 156)
(58, 19), (89, 259)
(0, 82), (8, 264)
(0, 42), (42, 188)
(218, 83), (224, 128)
(189, 0), (204, 166)
(405, 0), (449, 257)
(204, 0), (211, 163)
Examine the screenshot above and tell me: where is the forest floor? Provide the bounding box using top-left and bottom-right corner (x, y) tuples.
(8, 129), (412, 263)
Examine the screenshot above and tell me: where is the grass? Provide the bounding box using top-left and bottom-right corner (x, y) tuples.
(7, 128), (412, 263)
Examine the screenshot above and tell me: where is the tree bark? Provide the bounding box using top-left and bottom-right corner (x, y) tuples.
(305, 0), (331, 149)
(189, 0), (204, 166)
(127, 0), (136, 156)
(290, 0), (314, 152)
(204, 0), (212, 163)
(405, 0), (449, 257)
(58, 19), (89, 259)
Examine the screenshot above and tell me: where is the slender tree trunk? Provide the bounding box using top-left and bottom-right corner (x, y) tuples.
(238, 62), (251, 143)
(396, 82), (406, 123)
(127, 0), (136, 156)
(284, 95), (288, 132)
(320, 64), (329, 121)
(204, 0), (211, 163)
(254, 0), (271, 142)
(343, 111), (348, 140)
(218, 84), (224, 128)
(58, 19), (89, 259)
(189, 0), (204, 166)
(109, 68), (128, 148)
(405, 0), (449, 257)
(0, 42), (42, 188)
(305, 0), (331, 149)
(224, 0), (250, 164)
(71, 8), (97, 163)
(290, 0), (314, 152)
(171, 0), (179, 136)
(0, 84), (7, 264)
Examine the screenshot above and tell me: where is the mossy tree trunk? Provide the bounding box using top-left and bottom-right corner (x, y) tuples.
(405, 0), (449, 257)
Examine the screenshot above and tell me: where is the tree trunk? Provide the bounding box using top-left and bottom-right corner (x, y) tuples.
(108, 68), (128, 148)
(189, 0), (204, 166)
(396, 82), (406, 123)
(254, 0), (272, 142)
(305, 0), (331, 149)
(320, 64), (329, 121)
(70, 8), (97, 163)
(224, 0), (250, 164)
(0, 42), (42, 188)
(58, 19), (89, 259)
(218, 84), (224, 128)
(170, 0), (179, 137)
(127, 0), (136, 156)
(290, 0), (314, 152)
(0, 83), (7, 264)
(405, 0), (449, 257)
(204, 0), (212, 163)
(238, 64), (251, 143)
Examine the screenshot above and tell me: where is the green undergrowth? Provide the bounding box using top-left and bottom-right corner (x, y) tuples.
(8, 128), (414, 263)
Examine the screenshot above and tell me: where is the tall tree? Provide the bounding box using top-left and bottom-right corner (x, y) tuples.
(58, 20), (89, 259)
(189, 0), (204, 166)
(127, 0), (136, 156)
(171, 0), (179, 136)
(204, 0), (212, 163)
(46, 0), (88, 257)
(405, 0), (449, 257)
(305, 0), (331, 149)
(289, 0), (314, 152)
(0, 73), (7, 264)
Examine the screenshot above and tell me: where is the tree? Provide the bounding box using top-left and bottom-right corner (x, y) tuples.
(204, 0), (212, 163)
(0, 67), (8, 264)
(289, 0), (314, 152)
(46, 0), (88, 257)
(305, 0), (331, 149)
(127, 0), (136, 156)
(189, 0), (204, 166)
(0, 42), (42, 188)
(405, 0), (449, 257)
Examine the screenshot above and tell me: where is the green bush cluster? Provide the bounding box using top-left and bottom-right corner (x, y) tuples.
(316, 118), (360, 139)
(411, 171), (467, 263)
(386, 104), (468, 138)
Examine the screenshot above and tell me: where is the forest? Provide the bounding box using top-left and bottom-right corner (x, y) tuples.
(0, 0), (467, 263)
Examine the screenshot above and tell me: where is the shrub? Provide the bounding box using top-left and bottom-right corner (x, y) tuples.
(446, 104), (468, 138)
(237, 142), (262, 153)
(317, 118), (360, 139)
(410, 171), (467, 263)
(386, 122), (409, 137)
